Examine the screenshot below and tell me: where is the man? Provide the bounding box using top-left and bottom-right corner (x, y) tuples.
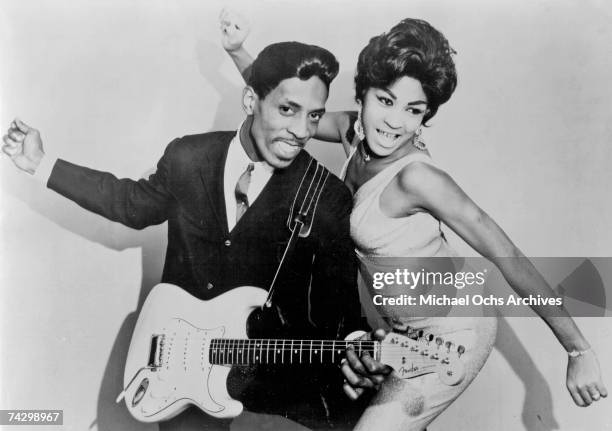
(3, 41), (385, 430)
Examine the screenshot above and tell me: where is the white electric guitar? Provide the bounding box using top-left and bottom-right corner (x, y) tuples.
(118, 283), (466, 423)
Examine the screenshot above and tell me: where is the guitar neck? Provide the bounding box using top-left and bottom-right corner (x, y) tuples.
(209, 339), (378, 366)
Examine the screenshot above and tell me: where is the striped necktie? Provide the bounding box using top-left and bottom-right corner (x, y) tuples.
(235, 163), (254, 223)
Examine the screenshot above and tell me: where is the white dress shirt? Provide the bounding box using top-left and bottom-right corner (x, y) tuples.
(33, 151), (57, 184)
(223, 127), (273, 231)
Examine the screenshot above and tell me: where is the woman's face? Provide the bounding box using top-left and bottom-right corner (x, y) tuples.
(361, 76), (428, 157)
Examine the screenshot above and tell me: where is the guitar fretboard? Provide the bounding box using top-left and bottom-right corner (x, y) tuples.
(209, 339), (377, 365)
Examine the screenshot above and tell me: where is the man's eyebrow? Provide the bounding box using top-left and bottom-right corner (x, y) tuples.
(284, 100), (326, 114)
(286, 101), (303, 109)
(381, 87), (427, 106)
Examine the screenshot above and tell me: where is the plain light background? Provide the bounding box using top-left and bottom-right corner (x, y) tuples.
(1, 0), (611, 430)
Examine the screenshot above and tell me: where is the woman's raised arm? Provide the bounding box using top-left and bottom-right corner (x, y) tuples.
(220, 8), (254, 80)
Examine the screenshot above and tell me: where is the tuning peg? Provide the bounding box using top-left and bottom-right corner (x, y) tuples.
(445, 341), (454, 352)
(457, 345), (466, 357)
(422, 333), (434, 345)
(435, 337), (444, 348)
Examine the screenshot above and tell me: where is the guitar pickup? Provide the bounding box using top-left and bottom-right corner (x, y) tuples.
(148, 334), (165, 369)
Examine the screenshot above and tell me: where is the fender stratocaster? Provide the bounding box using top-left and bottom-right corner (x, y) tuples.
(119, 283), (465, 422)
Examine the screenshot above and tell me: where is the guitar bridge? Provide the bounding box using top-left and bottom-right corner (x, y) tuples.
(148, 334), (165, 369)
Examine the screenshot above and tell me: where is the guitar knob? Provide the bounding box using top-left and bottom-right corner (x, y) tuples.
(445, 341), (454, 352)
(435, 337), (444, 348)
(457, 345), (466, 357)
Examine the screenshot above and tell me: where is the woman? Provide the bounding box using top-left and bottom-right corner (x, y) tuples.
(219, 11), (606, 430)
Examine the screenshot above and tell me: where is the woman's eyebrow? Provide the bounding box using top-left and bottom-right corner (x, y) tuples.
(380, 87), (427, 105)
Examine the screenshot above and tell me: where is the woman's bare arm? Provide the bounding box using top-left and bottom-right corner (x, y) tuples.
(395, 161), (607, 406)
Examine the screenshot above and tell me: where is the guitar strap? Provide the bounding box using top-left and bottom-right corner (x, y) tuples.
(263, 159), (329, 308)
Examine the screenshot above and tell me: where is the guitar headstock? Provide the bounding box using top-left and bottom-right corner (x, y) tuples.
(379, 332), (465, 386)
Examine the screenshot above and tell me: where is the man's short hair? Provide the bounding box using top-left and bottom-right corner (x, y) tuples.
(247, 41), (339, 99)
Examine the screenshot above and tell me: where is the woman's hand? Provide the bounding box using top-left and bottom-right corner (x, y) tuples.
(219, 8), (250, 52)
(566, 349), (607, 406)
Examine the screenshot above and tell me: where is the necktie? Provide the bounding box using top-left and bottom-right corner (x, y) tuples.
(235, 163), (254, 223)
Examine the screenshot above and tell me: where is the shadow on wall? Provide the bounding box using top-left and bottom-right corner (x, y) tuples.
(494, 317), (560, 430)
(196, 40), (247, 132)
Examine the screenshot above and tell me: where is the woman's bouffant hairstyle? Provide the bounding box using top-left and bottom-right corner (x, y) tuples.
(354, 18), (457, 125)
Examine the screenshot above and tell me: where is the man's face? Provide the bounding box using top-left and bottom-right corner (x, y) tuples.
(248, 76), (328, 169)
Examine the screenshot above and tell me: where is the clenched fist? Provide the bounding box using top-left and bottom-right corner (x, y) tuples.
(2, 119), (45, 174)
(219, 8), (250, 52)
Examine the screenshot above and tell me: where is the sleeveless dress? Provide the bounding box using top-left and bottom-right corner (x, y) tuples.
(341, 147), (497, 431)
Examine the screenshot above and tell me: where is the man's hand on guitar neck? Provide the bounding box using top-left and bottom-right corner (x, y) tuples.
(341, 328), (392, 400)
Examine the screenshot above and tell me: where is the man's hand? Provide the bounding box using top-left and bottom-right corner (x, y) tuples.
(219, 8), (250, 52)
(341, 328), (392, 400)
(2, 119), (45, 174)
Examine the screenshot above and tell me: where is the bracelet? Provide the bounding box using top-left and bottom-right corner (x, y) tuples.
(567, 348), (591, 358)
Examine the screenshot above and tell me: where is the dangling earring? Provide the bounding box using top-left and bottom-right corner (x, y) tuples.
(412, 126), (426, 151)
(354, 109), (365, 141)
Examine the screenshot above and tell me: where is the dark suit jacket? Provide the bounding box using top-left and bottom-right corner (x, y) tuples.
(47, 131), (364, 424)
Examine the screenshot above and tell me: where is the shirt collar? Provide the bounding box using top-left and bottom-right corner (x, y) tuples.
(235, 120), (274, 173)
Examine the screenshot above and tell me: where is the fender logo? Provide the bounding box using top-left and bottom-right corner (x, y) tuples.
(398, 365), (419, 376)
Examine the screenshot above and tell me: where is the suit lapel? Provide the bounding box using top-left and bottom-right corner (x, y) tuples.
(231, 151), (312, 237)
(200, 133), (233, 236)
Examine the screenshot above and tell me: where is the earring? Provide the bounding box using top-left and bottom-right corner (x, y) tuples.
(354, 109), (365, 141)
(412, 126), (426, 151)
